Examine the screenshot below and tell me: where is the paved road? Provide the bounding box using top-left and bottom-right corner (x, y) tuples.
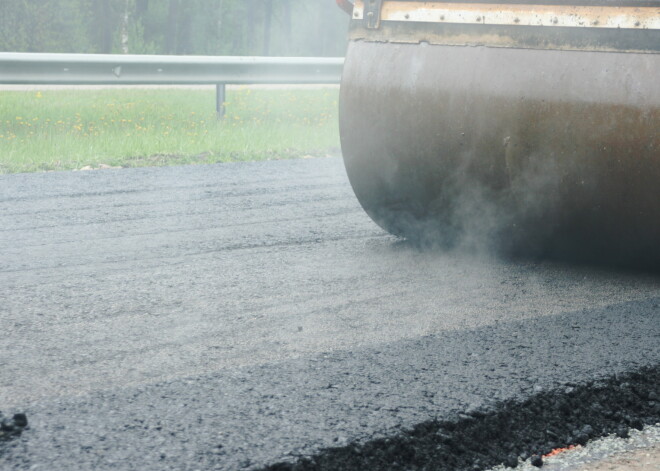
(1, 158), (658, 470)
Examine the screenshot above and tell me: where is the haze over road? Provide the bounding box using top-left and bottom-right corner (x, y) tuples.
(0, 158), (658, 470)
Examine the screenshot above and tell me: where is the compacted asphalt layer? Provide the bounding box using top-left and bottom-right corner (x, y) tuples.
(0, 157), (658, 470)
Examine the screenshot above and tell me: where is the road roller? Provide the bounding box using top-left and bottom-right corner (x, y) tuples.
(336, 0), (660, 268)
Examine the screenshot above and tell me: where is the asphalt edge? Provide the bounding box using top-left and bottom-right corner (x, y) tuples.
(262, 365), (660, 471)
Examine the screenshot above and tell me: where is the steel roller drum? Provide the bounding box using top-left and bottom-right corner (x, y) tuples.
(339, 0), (660, 267)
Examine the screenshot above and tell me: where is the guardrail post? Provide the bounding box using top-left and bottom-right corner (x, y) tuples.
(216, 83), (226, 119)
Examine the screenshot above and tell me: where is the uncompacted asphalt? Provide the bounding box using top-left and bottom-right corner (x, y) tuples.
(0, 157), (658, 470)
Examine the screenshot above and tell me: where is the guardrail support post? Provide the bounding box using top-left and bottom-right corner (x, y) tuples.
(216, 83), (226, 119)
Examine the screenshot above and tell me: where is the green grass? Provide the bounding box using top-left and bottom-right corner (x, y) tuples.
(0, 88), (341, 174)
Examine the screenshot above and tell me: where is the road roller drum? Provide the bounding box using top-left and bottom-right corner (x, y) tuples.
(336, 0), (660, 268)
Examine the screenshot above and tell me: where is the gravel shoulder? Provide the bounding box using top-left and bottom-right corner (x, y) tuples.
(579, 445), (660, 470)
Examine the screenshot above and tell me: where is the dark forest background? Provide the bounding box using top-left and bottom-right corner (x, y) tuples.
(0, 1), (350, 56)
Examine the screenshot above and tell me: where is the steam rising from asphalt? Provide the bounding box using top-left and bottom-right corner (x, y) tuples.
(371, 147), (599, 266)
(358, 127), (656, 270)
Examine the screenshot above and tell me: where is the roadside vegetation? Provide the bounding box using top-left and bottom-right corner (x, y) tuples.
(0, 87), (341, 173)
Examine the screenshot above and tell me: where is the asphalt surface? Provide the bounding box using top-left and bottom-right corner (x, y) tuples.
(1, 157), (659, 470)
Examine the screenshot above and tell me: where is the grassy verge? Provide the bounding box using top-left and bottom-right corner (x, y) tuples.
(0, 88), (340, 174)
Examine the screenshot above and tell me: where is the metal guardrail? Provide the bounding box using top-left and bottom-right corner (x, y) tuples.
(0, 53), (344, 85)
(0, 53), (344, 117)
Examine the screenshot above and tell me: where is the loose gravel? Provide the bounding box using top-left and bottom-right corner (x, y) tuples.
(0, 412), (28, 442)
(576, 443), (660, 470)
(497, 425), (660, 471)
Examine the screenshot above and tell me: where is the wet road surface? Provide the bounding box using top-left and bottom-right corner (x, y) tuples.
(0, 158), (658, 470)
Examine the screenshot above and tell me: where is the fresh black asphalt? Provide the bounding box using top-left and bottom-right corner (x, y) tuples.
(0, 158), (658, 470)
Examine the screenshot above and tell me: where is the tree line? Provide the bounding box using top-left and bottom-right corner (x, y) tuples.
(0, 0), (349, 57)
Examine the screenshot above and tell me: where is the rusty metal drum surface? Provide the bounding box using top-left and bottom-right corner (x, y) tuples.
(339, 0), (660, 267)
